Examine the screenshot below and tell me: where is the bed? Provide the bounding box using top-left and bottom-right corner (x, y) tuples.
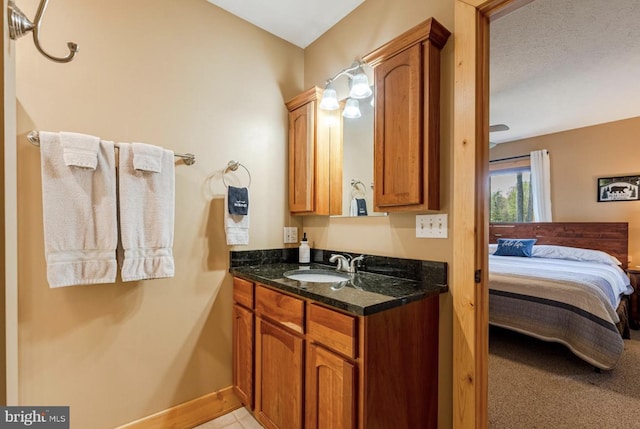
(489, 222), (634, 370)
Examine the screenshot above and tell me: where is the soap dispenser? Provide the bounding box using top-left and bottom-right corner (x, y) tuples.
(299, 233), (310, 264)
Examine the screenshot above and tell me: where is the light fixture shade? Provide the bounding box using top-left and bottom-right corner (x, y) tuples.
(319, 85), (339, 110)
(349, 72), (372, 99)
(342, 98), (361, 118)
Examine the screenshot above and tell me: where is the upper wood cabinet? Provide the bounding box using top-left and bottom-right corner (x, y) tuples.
(285, 87), (342, 215)
(364, 18), (451, 212)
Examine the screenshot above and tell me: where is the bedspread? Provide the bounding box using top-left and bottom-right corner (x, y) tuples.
(489, 255), (633, 370)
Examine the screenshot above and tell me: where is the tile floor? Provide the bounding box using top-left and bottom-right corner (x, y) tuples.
(195, 406), (263, 429)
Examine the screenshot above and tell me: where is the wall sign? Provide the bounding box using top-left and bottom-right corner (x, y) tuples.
(597, 175), (640, 202)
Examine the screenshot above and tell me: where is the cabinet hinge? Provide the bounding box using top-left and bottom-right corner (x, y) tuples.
(474, 269), (481, 283)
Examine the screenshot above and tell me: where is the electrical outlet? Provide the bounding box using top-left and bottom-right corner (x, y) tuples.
(416, 214), (448, 238)
(283, 227), (298, 243)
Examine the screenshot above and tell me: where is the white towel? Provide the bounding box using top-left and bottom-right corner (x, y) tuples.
(225, 190), (249, 245)
(132, 142), (163, 173)
(39, 131), (118, 287)
(349, 198), (358, 216)
(60, 131), (101, 169)
(118, 143), (175, 281)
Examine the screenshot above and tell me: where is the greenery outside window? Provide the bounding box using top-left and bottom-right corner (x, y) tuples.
(490, 157), (532, 223)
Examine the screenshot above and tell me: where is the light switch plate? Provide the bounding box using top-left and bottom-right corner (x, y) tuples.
(283, 227), (298, 243)
(416, 214), (448, 238)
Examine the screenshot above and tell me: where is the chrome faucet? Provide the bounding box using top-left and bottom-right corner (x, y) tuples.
(350, 255), (365, 272)
(329, 254), (350, 272)
(329, 254), (365, 273)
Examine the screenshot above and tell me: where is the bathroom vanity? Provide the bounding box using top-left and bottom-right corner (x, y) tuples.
(230, 251), (447, 429)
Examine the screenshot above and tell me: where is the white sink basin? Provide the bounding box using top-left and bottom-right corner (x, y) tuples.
(284, 269), (350, 283)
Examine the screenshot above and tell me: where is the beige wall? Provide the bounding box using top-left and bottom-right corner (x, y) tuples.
(301, 1), (455, 427)
(13, 0), (458, 426)
(490, 116), (640, 264)
(15, 0), (302, 427)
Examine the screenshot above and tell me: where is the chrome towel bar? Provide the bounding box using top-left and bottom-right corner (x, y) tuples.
(27, 130), (196, 166)
(223, 160), (251, 188)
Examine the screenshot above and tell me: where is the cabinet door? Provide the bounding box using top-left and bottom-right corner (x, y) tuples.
(288, 101), (315, 213)
(306, 343), (357, 429)
(374, 43), (423, 210)
(232, 304), (254, 408)
(255, 318), (304, 429)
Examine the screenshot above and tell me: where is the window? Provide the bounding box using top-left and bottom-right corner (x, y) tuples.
(489, 158), (532, 222)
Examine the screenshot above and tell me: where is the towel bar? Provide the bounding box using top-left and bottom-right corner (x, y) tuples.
(350, 179), (367, 198)
(223, 160), (251, 188)
(27, 130), (196, 165)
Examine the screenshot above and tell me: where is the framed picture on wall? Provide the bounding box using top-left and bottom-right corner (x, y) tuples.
(597, 175), (640, 202)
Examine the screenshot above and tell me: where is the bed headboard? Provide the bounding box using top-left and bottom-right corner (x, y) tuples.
(489, 222), (629, 270)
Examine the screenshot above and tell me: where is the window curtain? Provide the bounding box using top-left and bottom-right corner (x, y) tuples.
(530, 149), (552, 222)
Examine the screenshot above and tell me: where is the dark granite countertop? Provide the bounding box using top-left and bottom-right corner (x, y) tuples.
(230, 261), (448, 316)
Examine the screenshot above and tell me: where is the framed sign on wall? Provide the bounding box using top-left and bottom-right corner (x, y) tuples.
(597, 175), (640, 202)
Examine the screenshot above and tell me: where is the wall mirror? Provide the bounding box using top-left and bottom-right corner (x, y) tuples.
(324, 64), (386, 217)
(339, 91), (381, 217)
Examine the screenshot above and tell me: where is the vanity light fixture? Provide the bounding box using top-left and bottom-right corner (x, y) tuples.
(342, 98), (362, 118)
(319, 82), (340, 110)
(349, 71), (372, 99)
(319, 60), (372, 112)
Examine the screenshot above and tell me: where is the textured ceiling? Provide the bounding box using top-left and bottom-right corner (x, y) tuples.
(206, 0), (639, 144)
(490, 0), (640, 144)
(206, 0), (365, 48)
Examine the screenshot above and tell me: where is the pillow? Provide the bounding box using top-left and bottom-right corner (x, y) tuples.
(530, 245), (622, 266)
(493, 238), (537, 257)
(489, 243), (497, 254)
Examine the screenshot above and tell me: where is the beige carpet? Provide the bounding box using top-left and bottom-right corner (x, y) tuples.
(489, 326), (640, 428)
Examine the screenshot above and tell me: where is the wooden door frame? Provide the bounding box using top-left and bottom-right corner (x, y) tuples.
(3, 0), (18, 405)
(452, 1), (533, 428)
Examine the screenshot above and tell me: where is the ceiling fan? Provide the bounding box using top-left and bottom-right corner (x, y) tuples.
(490, 124), (509, 132)
(489, 123), (510, 148)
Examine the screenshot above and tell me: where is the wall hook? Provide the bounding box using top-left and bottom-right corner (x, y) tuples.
(8, 0), (79, 63)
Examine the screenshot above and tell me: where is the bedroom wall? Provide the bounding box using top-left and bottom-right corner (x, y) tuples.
(490, 116), (640, 265)
(15, 0), (302, 427)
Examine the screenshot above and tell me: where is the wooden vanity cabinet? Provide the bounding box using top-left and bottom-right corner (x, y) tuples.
(363, 18), (451, 212)
(232, 278), (254, 409)
(306, 303), (358, 429)
(306, 343), (357, 429)
(254, 285), (305, 429)
(358, 295), (439, 428)
(255, 318), (304, 429)
(285, 87), (342, 215)
(232, 277), (439, 429)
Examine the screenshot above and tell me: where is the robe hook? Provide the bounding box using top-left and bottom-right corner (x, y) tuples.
(8, 0), (79, 63)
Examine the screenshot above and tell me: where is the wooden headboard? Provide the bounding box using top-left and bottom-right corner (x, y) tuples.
(489, 222), (629, 270)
